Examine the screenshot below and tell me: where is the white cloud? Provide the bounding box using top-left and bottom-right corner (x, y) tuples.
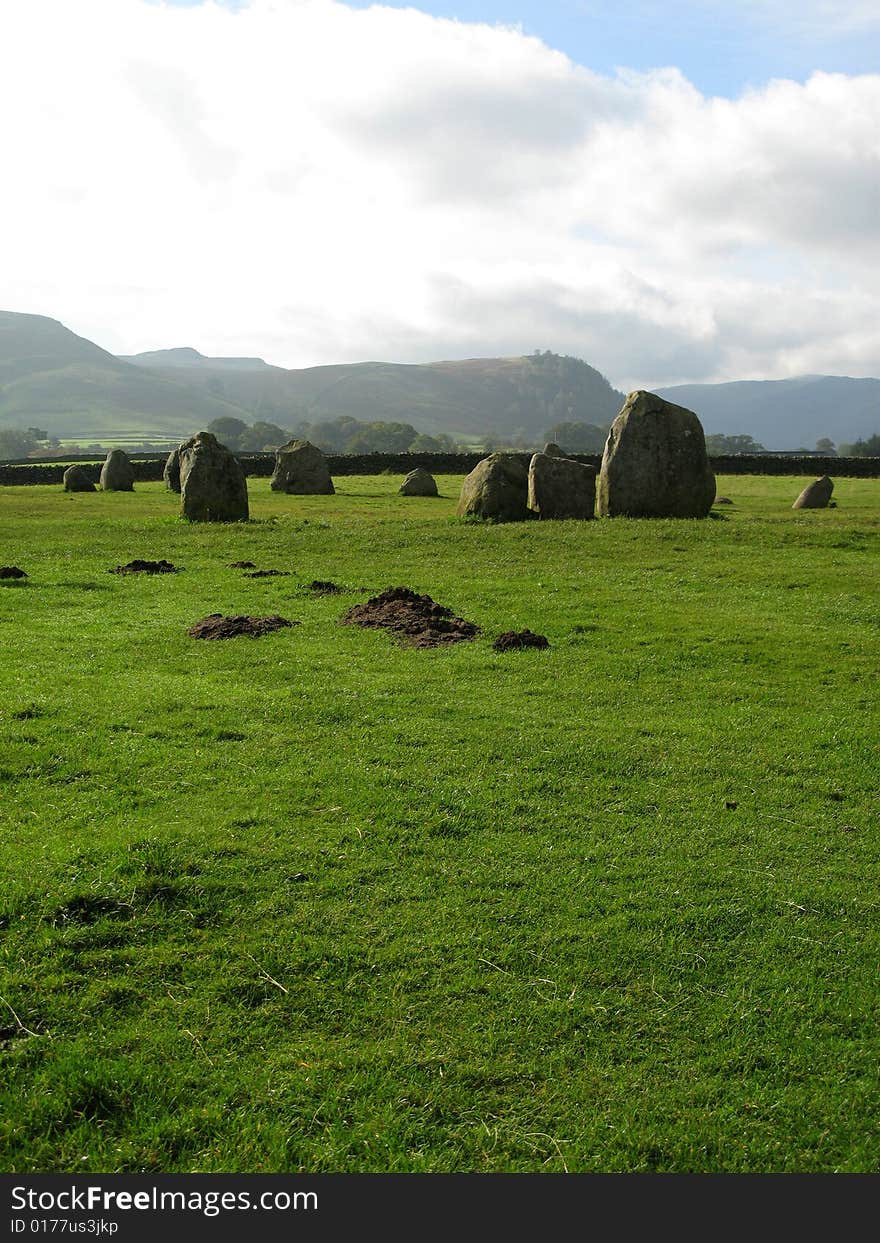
(0, 0), (878, 388)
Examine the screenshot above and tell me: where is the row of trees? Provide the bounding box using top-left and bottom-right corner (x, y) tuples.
(838, 434), (880, 457)
(4, 418), (880, 461)
(0, 426), (51, 459)
(204, 416), (460, 455)
(541, 428), (830, 456)
(706, 436), (880, 458)
(205, 419), (880, 458)
(542, 421), (610, 452)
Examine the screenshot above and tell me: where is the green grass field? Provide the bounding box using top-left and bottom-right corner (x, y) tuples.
(1, 475), (878, 1173)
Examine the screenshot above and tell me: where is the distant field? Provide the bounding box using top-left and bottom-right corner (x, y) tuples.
(54, 437), (182, 448)
(1, 475), (879, 1172)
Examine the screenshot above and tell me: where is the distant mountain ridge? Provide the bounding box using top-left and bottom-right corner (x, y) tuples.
(655, 376), (880, 450)
(119, 348), (626, 443)
(0, 311), (257, 441)
(0, 312), (625, 443)
(119, 347), (273, 372)
(1, 310), (878, 449)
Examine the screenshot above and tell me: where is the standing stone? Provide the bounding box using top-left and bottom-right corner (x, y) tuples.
(399, 467), (438, 497)
(99, 449), (135, 491)
(456, 454), (529, 522)
(163, 448), (181, 493)
(596, 390), (715, 518)
(528, 452), (596, 520)
(792, 476), (834, 509)
(270, 440), (334, 494)
(178, 432), (249, 522)
(63, 465), (96, 492)
(542, 442), (565, 457)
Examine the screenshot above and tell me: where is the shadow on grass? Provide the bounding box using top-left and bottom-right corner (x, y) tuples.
(55, 581), (113, 591)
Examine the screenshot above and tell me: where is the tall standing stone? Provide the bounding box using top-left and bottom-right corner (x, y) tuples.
(99, 449), (135, 491)
(528, 452), (596, 519)
(596, 391), (715, 518)
(63, 465), (96, 492)
(178, 432), (249, 522)
(456, 454), (529, 522)
(163, 447), (181, 492)
(270, 440), (334, 494)
(792, 476), (833, 509)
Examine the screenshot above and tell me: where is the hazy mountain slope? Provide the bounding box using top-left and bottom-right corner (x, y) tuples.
(120, 347), (274, 373)
(0, 312), (256, 439)
(7, 309), (878, 449)
(124, 351), (626, 440)
(656, 376), (880, 450)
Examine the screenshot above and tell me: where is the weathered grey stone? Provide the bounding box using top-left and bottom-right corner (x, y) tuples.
(178, 432), (249, 522)
(527, 452), (596, 519)
(63, 465), (96, 492)
(163, 448), (181, 492)
(270, 439), (334, 494)
(596, 390), (715, 518)
(792, 476), (833, 509)
(542, 442), (565, 457)
(99, 449), (134, 491)
(399, 467), (438, 497)
(456, 454), (529, 522)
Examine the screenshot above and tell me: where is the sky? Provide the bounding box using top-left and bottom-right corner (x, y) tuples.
(1, 0), (878, 390)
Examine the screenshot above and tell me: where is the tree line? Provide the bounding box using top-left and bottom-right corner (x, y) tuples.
(204, 416), (459, 455)
(3, 420), (880, 461)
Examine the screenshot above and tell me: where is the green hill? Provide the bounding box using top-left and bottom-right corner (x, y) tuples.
(118, 346), (274, 373)
(5, 309), (879, 452)
(121, 349), (626, 442)
(0, 312), (256, 442)
(2, 312), (625, 445)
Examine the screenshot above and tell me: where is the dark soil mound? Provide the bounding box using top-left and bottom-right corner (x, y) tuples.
(243, 569), (289, 578)
(341, 586), (479, 648)
(229, 560), (256, 569)
(0, 566), (27, 579)
(307, 580), (343, 594)
(109, 559), (177, 575)
(492, 629), (549, 652)
(188, 614), (296, 640)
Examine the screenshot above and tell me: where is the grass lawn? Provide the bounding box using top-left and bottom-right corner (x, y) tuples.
(1, 473), (878, 1173)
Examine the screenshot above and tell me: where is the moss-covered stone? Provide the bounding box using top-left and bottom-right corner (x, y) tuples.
(597, 391), (715, 518)
(456, 454), (529, 522)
